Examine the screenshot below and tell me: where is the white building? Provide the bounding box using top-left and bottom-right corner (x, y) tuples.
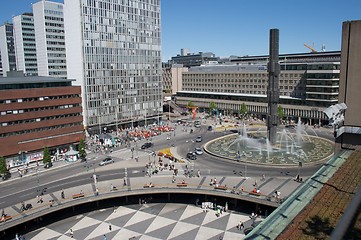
(0, 23), (17, 76)
(33, 0), (67, 78)
(13, 13), (38, 76)
(64, 0), (163, 131)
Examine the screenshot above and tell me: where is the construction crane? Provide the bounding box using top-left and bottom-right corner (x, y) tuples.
(303, 43), (318, 53)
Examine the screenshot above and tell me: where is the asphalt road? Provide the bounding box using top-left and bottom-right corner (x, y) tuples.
(0, 121), (334, 210)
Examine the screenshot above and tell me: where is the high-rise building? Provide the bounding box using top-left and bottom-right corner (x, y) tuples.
(64, 0), (162, 132)
(0, 23), (17, 76)
(33, 0), (67, 78)
(12, 13), (38, 76)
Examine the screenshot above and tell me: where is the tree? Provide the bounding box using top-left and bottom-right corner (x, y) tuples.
(187, 101), (195, 112)
(43, 147), (51, 164)
(278, 105), (285, 122)
(239, 103), (248, 119)
(78, 139), (87, 160)
(209, 102), (217, 115)
(0, 156), (9, 175)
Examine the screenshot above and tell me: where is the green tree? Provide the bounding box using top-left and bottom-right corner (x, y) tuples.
(187, 101), (195, 112)
(0, 156), (9, 175)
(43, 147), (51, 164)
(278, 105), (285, 122)
(209, 102), (217, 115)
(78, 139), (87, 159)
(239, 103), (248, 119)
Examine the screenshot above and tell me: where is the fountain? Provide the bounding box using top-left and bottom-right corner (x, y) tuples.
(204, 124), (334, 165)
(204, 29), (334, 166)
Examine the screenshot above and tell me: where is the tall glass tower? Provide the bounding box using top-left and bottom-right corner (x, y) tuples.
(64, 0), (162, 131)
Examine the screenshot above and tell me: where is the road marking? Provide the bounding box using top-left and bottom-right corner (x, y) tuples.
(132, 170), (140, 173)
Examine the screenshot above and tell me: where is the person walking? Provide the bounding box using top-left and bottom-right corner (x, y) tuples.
(61, 189), (65, 199)
(69, 229), (73, 238)
(109, 223), (112, 231)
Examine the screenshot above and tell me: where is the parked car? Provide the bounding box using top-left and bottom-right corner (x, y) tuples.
(1, 172), (11, 181)
(196, 136), (202, 142)
(141, 142), (154, 149)
(186, 152), (197, 160)
(195, 147), (203, 155)
(99, 157), (114, 166)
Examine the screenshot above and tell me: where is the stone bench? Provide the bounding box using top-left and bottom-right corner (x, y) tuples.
(0, 215), (12, 223)
(176, 183), (188, 187)
(72, 193), (85, 199)
(214, 185), (228, 190)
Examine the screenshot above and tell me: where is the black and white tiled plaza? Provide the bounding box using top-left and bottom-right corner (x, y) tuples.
(24, 203), (261, 240)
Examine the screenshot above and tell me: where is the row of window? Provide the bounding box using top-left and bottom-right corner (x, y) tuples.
(0, 122), (82, 138)
(0, 94), (78, 104)
(1, 113), (81, 127)
(1, 104), (79, 117)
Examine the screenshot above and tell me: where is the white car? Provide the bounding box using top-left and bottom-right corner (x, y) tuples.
(195, 147), (203, 155)
(99, 157), (114, 166)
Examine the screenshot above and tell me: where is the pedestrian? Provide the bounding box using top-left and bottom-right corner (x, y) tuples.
(109, 223), (112, 231)
(69, 229), (73, 238)
(95, 188), (99, 196)
(61, 189), (65, 199)
(123, 178), (127, 186)
(103, 234), (107, 240)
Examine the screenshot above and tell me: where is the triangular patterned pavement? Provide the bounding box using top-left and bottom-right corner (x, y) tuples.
(144, 215), (177, 233)
(145, 222), (177, 239)
(168, 226), (200, 240)
(125, 216), (156, 234)
(167, 221), (199, 239)
(203, 213), (231, 230)
(180, 211), (207, 226)
(160, 205), (187, 221)
(107, 211), (137, 228)
(140, 202), (166, 216)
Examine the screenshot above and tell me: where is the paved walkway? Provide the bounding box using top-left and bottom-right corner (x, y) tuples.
(24, 202), (263, 240)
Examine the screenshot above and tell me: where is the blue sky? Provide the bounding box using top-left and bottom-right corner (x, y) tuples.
(1, 0), (360, 61)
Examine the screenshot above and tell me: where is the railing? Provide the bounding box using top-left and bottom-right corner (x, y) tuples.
(0, 182), (282, 231)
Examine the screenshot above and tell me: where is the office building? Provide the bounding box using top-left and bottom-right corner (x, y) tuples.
(162, 63), (188, 94)
(12, 13), (38, 76)
(64, 0), (162, 132)
(336, 20), (361, 149)
(170, 49), (219, 68)
(0, 71), (84, 168)
(175, 51), (341, 125)
(33, 0), (67, 78)
(0, 23), (17, 76)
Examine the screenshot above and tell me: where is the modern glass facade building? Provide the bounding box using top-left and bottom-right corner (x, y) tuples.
(64, 0), (162, 131)
(12, 13), (38, 76)
(0, 23), (17, 76)
(33, 0), (67, 79)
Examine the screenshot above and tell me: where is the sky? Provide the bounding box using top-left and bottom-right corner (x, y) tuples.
(1, 0), (360, 61)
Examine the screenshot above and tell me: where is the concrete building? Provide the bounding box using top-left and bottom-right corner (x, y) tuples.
(175, 51), (341, 125)
(162, 63), (188, 94)
(336, 20), (361, 149)
(12, 13), (38, 76)
(170, 50), (219, 68)
(33, 0), (67, 79)
(0, 71), (84, 168)
(0, 23), (17, 76)
(64, 0), (162, 132)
